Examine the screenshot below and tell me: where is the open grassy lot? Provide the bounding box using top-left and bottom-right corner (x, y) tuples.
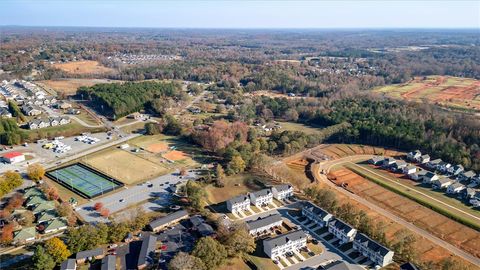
(83, 148), (168, 185)
(44, 177), (88, 205)
(277, 121), (324, 134)
(329, 167), (480, 259)
(37, 78), (122, 96)
(52, 60), (115, 75)
(25, 122), (106, 141)
(372, 75), (480, 112)
(220, 257), (250, 270)
(205, 173), (265, 204)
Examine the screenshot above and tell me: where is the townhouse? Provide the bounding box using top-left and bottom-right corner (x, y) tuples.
(328, 218), (357, 244)
(301, 201), (333, 227)
(263, 230), (307, 259)
(249, 189), (273, 207)
(271, 184), (294, 200)
(226, 195), (251, 213)
(246, 214), (283, 236)
(148, 209), (188, 232)
(353, 233), (394, 267)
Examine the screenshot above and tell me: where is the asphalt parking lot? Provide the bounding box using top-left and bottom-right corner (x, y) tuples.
(76, 170), (199, 223)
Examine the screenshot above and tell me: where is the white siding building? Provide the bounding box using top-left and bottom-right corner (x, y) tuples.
(271, 184), (293, 200)
(353, 233), (394, 267)
(249, 189), (273, 207)
(263, 230), (307, 259)
(226, 195), (250, 213)
(301, 202), (333, 227)
(328, 218), (357, 244)
(246, 214), (283, 236)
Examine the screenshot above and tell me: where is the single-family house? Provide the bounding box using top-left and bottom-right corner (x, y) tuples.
(36, 209), (59, 223)
(432, 178), (453, 190)
(13, 227), (36, 244)
(59, 116), (71, 125)
(23, 187), (43, 199)
(302, 201), (333, 228)
(42, 218), (68, 234)
(461, 188), (476, 200)
(328, 218), (357, 244)
(21, 105), (42, 116)
(0, 107), (12, 118)
(447, 183), (466, 194)
(271, 184), (294, 200)
(50, 117), (59, 126)
(263, 230), (307, 259)
(407, 150), (421, 162)
(32, 201), (55, 214)
(402, 165), (417, 175)
(382, 158), (396, 167)
(427, 159), (442, 170)
(422, 172), (439, 184)
(246, 214), (283, 236)
(391, 160), (407, 171)
(459, 171), (476, 182)
(75, 248), (105, 264)
(437, 161), (452, 173)
(369, 156), (384, 165)
(419, 154), (430, 164)
(56, 101), (72, 110)
(410, 170), (428, 181)
(25, 195), (47, 208)
(197, 223), (215, 237)
(448, 165), (464, 176)
(249, 189), (273, 207)
(28, 119), (50, 129)
(226, 195), (251, 213)
(60, 259), (77, 270)
(353, 233), (394, 267)
(147, 209), (188, 232)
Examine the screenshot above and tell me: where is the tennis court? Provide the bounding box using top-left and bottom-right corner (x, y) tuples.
(47, 163), (123, 198)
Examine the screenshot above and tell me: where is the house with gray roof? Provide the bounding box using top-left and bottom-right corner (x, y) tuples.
(409, 169), (428, 181)
(60, 259), (77, 270)
(148, 209), (188, 232)
(427, 159), (442, 169)
(263, 230), (307, 259)
(369, 156), (384, 165)
(421, 172), (439, 184)
(460, 171), (477, 182)
(353, 233), (394, 267)
(447, 183), (466, 194)
(226, 194), (250, 213)
(391, 160), (407, 171)
(382, 158), (396, 167)
(402, 165), (417, 175)
(328, 218), (357, 244)
(419, 154), (430, 164)
(249, 188), (273, 207)
(76, 248), (104, 264)
(407, 150), (422, 161)
(432, 178), (453, 190)
(271, 184), (293, 200)
(448, 165), (464, 176)
(302, 201), (333, 227)
(246, 214), (283, 236)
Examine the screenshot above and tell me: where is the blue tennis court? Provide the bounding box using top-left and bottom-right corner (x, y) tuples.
(47, 163), (123, 198)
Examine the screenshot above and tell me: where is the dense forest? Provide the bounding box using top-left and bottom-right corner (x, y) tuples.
(76, 81), (185, 118)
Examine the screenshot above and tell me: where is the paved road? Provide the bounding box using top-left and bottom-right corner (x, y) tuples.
(76, 170), (198, 223)
(316, 156), (480, 266)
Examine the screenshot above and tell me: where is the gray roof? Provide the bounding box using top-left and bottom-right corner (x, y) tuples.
(273, 184), (292, 192)
(394, 160), (407, 167)
(137, 234), (157, 267)
(449, 183), (465, 189)
(263, 230), (306, 250)
(329, 218), (355, 234)
(405, 165), (416, 170)
(429, 159), (442, 165)
(60, 259), (76, 270)
(249, 188), (272, 199)
(434, 178), (452, 185)
(76, 247), (104, 259)
(197, 223), (214, 236)
(371, 156), (384, 162)
(189, 216), (204, 227)
(228, 194), (249, 205)
(148, 210), (188, 230)
(424, 172), (437, 179)
(354, 233), (392, 257)
(325, 261), (356, 270)
(415, 170), (428, 176)
(303, 201), (331, 220)
(101, 255), (116, 270)
(421, 154), (430, 159)
(246, 214), (283, 231)
(462, 171), (476, 178)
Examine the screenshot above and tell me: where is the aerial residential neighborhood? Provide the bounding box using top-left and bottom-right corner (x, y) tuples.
(0, 1), (479, 270)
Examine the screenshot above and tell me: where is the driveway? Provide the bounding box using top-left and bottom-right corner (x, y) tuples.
(76, 170), (198, 223)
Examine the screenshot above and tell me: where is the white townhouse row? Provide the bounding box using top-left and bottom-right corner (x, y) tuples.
(353, 233), (394, 267)
(263, 230), (307, 259)
(301, 201), (333, 227)
(226, 185), (293, 213)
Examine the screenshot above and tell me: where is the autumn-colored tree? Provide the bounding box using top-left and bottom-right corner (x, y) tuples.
(180, 168), (187, 176)
(215, 164), (225, 187)
(227, 155), (246, 175)
(192, 120), (248, 153)
(7, 193), (24, 209)
(94, 202), (104, 211)
(44, 237), (71, 264)
(40, 183), (59, 201)
(27, 163), (46, 181)
(18, 211), (35, 227)
(0, 223), (14, 244)
(100, 208), (110, 217)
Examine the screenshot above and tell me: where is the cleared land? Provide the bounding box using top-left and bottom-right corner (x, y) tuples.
(52, 60), (115, 75)
(205, 173), (263, 204)
(277, 121), (324, 135)
(373, 75), (480, 111)
(37, 78), (121, 95)
(83, 148), (168, 185)
(329, 168), (480, 259)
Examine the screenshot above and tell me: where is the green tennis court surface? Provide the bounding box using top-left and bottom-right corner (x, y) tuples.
(47, 163), (123, 198)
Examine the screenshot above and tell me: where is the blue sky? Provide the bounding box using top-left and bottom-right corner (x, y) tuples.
(0, 1), (479, 28)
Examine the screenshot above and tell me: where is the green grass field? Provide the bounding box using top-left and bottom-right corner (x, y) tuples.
(26, 122), (106, 141)
(277, 121), (324, 135)
(345, 163), (480, 231)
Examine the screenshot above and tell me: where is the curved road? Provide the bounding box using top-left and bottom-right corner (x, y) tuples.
(314, 156), (480, 266)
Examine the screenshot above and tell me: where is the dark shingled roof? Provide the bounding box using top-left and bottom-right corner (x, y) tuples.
(101, 255), (116, 270)
(263, 230), (306, 250)
(249, 188), (272, 199)
(228, 194), (249, 205)
(354, 233), (392, 256)
(148, 209), (188, 230)
(329, 218), (355, 234)
(60, 259), (76, 270)
(137, 234), (156, 267)
(273, 184), (292, 192)
(75, 247), (104, 260)
(246, 214), (283, 231)
(303, 201), (331, 220)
